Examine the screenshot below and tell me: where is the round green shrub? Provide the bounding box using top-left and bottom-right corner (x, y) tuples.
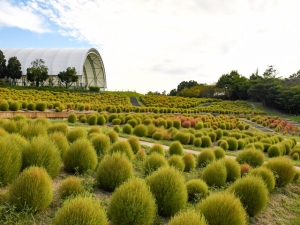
(213, 147), (226, 159)
(197, 192), (247, 225)
(237, 139), (246, 150)
(193, 137), (202, 147)
(265, 156), (296, 187)
(52, 196), (108, 225)
(201, 136), (212, 148)
(122, 124), (133, 134)
(112, 118), (121, 125)
(219, 140), (229, 151)
(202, 160), (227, 187)
(58, 176), (85, 199)
(135, 148), (147, 160)
(0, 136), (23, 185)
(220, 158), (241, 182)
(127, 119), (138, 128)
(36, 102), (47, 111)
(88, 114), (98, 125)
(48, 132), (69, 158)
(173, 132), (190, 145)
(182, 152), (196, 172)
(91, 134), (110, 156)
(146, 167), (187, 217)
(215, 129), (223, 140)
(47, 123), (69, 135)
(267, 144), (282, 157)
(197, 149), (215, 167)
(228, 175), (269, 216)
(20, 122), (47, 139)
(96, 153), (133, 191)
(152, 131), (164, 140)
(149, 143), (165, 156)
(106, 130), (119, 144)
(67, 127), (87, 143)
(8, 167), (53, 212)
(168, 210), (207, 225)
(108, 140), (134, 161)
(144, 153), (168, 175)
(0, 101), (9, 111)
(250, 167), (275, 192)
(108, 178), (157, 225)
(68, 113), (77, 123)
(292, 153), (299, 160)
(133, 124), (148, 137)
(64, 138), (98, 173)
(169, 141), (184, 156)
(27, 102), (36, 110)
(127, 136), (141, 154)
(168, 155), (185, 171)
(113, 125), (121, 133)
(22, 136), (61, 178)
(236, 148), (265, 167)
(208, 132), (217, 142)
(227, 137), (238, 150)
(88, 126), (102, 136)
(186, 179), (208, 201)
(10, 101), (20, 111)
(97, 115), (106, 125)
(195, 122), (204, 130)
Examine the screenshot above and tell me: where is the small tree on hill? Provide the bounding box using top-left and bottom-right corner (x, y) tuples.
(58, 67), (78, 87)
(7, 57), (22, 82)
(27, 59), (48, 87)
(0, 50), (7, 79)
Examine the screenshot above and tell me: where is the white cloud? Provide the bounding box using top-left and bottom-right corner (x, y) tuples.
(4, 0), (300, 93)
(0, 0), (50, 33)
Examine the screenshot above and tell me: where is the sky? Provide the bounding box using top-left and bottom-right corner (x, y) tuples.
(0, 0), (300, 94)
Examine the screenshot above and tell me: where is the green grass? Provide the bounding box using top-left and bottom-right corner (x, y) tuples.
(251, 102), (300, 122)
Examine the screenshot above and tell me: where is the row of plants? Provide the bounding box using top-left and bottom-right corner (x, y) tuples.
(140, 95), (218, 108)
(0, 116), (299, 224)
(248, 115), (300, 136)
(196, 100), (266, 115)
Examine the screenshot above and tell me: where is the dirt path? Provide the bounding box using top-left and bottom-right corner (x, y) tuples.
(130, 97), (141, 106)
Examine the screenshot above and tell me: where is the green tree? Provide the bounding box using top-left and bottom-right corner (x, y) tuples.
(7, 57), (22, 82)
(26, 59), (48, 87)
(0, 50), (7, 79)
(177, 80), (198, 93)
(57, 67), (78, 88)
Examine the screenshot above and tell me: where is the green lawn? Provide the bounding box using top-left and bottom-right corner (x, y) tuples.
(250, 102), (300, 122)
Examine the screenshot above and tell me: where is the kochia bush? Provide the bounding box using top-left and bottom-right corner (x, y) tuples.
(96, 153), (133, 191)
(168, 210), (207, 225)
(64, 138), (98, 173)
(197, 192), (247, 225)
(8, 167), (53, 212)
(52, 196), (108, 225)
(146, 167), (187, 217)
(108, 178), (157, 225)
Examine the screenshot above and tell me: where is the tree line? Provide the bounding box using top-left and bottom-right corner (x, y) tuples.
(151, 65), (300, 115)
(0, 50), (78, 87)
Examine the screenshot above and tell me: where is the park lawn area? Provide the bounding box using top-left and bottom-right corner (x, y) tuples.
(250, 102), (300, 123)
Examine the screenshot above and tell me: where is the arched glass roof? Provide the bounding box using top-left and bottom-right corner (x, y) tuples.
(0, 48), (106, 88)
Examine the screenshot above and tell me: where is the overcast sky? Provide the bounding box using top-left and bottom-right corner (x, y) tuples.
(1, 0), (300, 93)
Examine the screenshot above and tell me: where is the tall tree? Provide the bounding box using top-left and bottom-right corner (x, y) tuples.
(57, 67), (78, 87)
(26, 59), (48, 87)
(7, 56), (22, 81)
(177, 80), (198, 93)
(0, 50), (7, 79)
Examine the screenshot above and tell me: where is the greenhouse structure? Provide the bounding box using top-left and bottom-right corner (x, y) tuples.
(0, 48), (107, 89)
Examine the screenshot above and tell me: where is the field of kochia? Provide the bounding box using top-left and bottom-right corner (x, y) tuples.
(0, 87), (299, 225)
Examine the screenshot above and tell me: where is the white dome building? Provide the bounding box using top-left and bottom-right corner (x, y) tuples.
(0, 48), (106, 89)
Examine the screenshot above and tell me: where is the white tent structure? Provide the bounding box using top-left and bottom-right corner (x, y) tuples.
(1, 48), (106, 89)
